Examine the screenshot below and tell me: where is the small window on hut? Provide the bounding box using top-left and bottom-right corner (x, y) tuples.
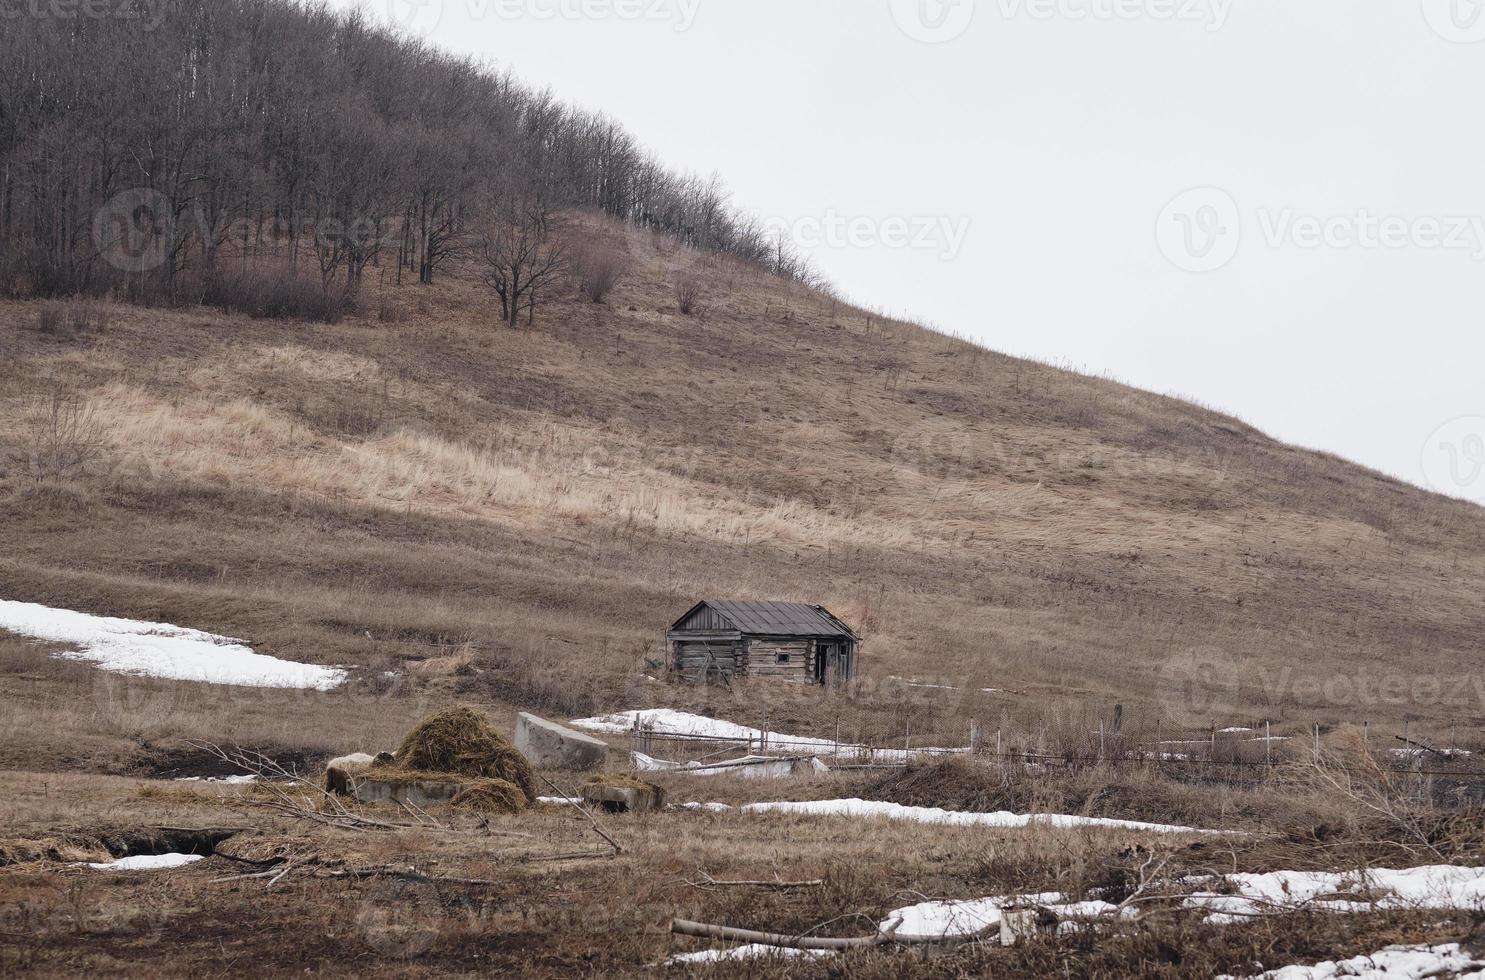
(776, 652), (791, 664)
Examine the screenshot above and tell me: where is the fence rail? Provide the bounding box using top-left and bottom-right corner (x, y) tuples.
(613, 727), (1485, 782)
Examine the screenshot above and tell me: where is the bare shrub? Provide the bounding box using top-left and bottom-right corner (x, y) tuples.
(673, 273), (703, 315)
(200, 270), (344, 323)
(573, 244), (630, 304)
(377, 294), (403, 323)
(9, 386), (108, 484)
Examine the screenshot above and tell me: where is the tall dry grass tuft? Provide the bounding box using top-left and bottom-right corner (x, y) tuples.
(35, 297), (109, 337)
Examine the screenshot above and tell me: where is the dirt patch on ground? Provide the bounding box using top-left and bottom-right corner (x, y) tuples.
(0, 826), (239, 867)
(128, 742), (330, 781)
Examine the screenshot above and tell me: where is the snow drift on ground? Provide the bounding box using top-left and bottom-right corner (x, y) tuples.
(1223, 943), (1485, 979)
(741, 798), (1215, 834)
(572, 708), (962, 762)
(84, 853), (205, 871)
(1185, 865), (1485, 922)
(666, 944), (829, 965)
(882, 892), (1131, 940)
(0, 599), (346, 689)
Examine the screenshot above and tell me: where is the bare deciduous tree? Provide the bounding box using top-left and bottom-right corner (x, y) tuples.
(0, 0), (823, 308)
(476, 192), (567, 328)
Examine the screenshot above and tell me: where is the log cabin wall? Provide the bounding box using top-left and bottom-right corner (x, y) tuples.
(666, 601), (860, 684)
(670, 632), (741, 679)
(742, 637), (813, 680)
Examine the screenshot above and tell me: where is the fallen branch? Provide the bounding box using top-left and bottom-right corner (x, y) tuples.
(687, 871), (824, 890)
(213, 855), (506, 888)
(671, 918), (886, 951)
(669, 915), (970, 951)
(319, 865), (503, 887)
(537, 774), (624, 856)
(514, 849), (618, 864)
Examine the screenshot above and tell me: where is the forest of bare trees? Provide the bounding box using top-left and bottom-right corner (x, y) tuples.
(0, 0), (821, 320)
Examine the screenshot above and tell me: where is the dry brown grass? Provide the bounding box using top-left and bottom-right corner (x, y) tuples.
(1, 210), (1484, 768)
(2, 761), (1478, 978)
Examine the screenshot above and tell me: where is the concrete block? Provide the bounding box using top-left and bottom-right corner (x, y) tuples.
(351, 777), (466, 808)
(581, 782), (664, 814)
(515, 712), (608, 771)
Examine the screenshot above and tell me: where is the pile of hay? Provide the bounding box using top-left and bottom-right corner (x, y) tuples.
(374, 706), (536, 802)
(451, 778), (527, 815)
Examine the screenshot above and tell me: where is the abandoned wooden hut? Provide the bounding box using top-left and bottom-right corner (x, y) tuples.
(667, 600), (859, 685)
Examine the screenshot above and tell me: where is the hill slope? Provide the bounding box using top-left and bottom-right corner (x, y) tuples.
(2, 218), (1483, 766)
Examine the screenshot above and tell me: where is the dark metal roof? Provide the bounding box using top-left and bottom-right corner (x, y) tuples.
(674, 600), (857, 638)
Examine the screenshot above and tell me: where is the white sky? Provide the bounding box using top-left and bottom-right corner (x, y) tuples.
(348, 0), (1485, 503)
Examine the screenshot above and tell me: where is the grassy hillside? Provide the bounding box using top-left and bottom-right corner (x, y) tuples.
(3, 214), (1484, 768)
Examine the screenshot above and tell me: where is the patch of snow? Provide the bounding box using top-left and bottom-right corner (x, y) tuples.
(678, 801), (732, 812)
(572, 708), (962, 762)
(1220, 727), (1253, 734)
(174, 774), (258, 785)
(537, 796), (583, 806)
(886, 676), (959, 691)
(1186, 865), (1485, 923)
(1221, 943), (1485, 979)
(884, 892), (1057, 939)
(1384, 751), (1467, 766)
(666, 944), (829, 965)
(882, 892), (1132, 940)
(739, 798), (1219, 834)
(84, 853), (204, 871)
(0, 599), (346, 690)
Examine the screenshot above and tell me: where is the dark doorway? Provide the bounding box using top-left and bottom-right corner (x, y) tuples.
(815, 643), (834, 684)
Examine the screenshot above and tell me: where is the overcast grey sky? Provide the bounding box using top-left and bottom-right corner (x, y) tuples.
(343, 0), (1485, 505)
